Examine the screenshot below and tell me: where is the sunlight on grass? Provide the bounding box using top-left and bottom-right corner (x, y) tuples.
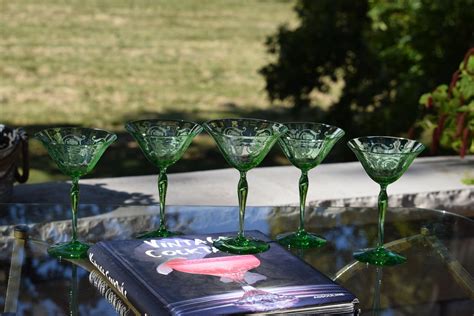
(1, 0), (296, 129)
(0, 0), (297, 183)
(27, 169), (68, 184)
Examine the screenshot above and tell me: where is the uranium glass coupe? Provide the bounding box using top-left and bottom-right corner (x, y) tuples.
(348, 136), (425, 266)
(126, 119), (202, 238)
(204, 118), (287, 254)
(277, 122), (345, 249)
(35, 127), (116, 259)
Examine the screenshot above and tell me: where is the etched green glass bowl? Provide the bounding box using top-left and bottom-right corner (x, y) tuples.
(278, 122), (344, 249)
(126, 119), (202, 238)
(36, 127), (116, 259)
(348, 136), (425, 266)
(204, 118), (287, 254)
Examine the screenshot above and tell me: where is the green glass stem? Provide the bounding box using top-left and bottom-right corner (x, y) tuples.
(70, 265), (78, 316)
(298, 170), (309, 232)
(377, 184), (388, 248)
(158, 169), (168, 231)
(348, 136), (424, 266)
(70, 177), (79, 242)
(277, 168), (326, 249)
(237, 171), (248, 239)
(372, 267), (383, 315)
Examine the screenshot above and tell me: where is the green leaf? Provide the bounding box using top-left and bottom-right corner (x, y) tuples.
(458, 75), (474, 99)
(450, 139), (462, 151)
(419, 93), (430, 105)
(468, 118), (474, 129)
(467, 55), (474, 73)
(432, 85), (449, 100)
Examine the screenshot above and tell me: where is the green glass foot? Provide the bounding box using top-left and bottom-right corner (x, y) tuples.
(353, 247), (406, 266)
(48, 240), (90, 259)
(277, 230), (327, 249)
(136, 228), (183, 239)
(213, 236), (270, 254)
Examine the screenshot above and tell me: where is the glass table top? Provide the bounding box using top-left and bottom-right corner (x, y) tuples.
(0, 204), (472, 315)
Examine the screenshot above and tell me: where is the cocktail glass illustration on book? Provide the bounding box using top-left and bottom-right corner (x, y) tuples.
(204, 119), (287, 254)
(36, 127), (116, 258)
(158, 255), (298, 312)
(348, 136), (425, 266)
(126, 119), (202, 238)
(277, 122), (345, 249)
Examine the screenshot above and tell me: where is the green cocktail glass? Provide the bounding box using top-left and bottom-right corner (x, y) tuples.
(35, 127), (117, 259)
(348, 136), (425, 266)
(126, 119), (202, 238)
(204, 118), (287, 254)
(277, 122), (345, 249)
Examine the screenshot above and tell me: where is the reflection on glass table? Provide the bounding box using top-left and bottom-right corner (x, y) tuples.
(0, 204), (472, 315)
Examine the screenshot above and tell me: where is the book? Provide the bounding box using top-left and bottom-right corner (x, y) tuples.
(89, 269), (136, 316)
(88, 231), (359, 315)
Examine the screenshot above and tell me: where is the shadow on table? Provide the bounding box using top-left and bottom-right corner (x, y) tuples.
(11, 182), (154, 205)
(2, 183), (155, 241)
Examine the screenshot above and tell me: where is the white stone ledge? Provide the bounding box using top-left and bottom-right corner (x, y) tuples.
(12, 156), (474, 215)
(311, 188), (473, 217)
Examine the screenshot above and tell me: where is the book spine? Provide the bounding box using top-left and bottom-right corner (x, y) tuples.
(89, 270), (135, 316)
(89, 245), (168, 316)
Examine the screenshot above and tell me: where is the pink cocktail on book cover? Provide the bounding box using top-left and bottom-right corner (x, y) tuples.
(158, 255), (298, 311)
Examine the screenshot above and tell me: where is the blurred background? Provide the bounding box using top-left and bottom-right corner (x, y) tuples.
(1, 0), (473, 183)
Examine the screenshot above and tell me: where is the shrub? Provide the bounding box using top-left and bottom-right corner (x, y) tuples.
(418, 48), (474, 157)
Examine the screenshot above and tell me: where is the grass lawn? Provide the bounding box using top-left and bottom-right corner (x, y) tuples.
(1, 0), (339, 183)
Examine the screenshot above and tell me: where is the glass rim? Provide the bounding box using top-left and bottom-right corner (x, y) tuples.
(203, 117), (287, 138)
(280, 122), (345, 140)
(125, 119), (202, 137)
(347, 136), (426, 155)
(34, 127), (117, 146)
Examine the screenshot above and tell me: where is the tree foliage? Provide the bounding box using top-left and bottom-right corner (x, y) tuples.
(261, 0), (474, 138)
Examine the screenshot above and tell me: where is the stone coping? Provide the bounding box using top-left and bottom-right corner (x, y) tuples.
(12, 156), (474, 215)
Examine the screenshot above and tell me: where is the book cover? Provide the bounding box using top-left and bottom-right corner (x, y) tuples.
(88, 231), (358, 315)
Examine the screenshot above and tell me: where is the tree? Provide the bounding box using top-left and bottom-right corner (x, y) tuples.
(260, 0), (474, 138)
